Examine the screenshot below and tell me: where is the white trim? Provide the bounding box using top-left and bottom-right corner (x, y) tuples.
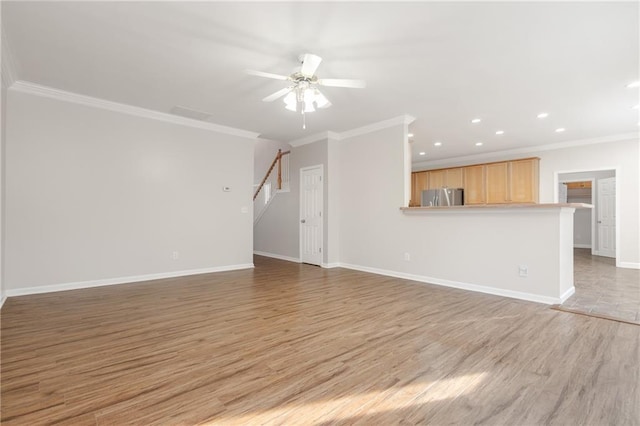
(322, 263), (340, 269)
(573, 244), (592, 249)
(339, 262), (566, 305)
(559, 286), (576, 303)
(0, 295), (6, 310)
(5, 264), (254, 297)
(618, 262), (640, 269)
(413, 133), (638, 169)
(9, 81), (260, 139)
(288, 115), (416, 147)
(253, 251), (301, 263)
(339, 115), (416, 140)
(289, 131), (339, 147)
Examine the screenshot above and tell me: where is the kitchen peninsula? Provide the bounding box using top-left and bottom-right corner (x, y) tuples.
(398, 202), (593, 305)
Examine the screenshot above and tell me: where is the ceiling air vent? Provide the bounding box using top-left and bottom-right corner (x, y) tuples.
(169, 105), (213, 121)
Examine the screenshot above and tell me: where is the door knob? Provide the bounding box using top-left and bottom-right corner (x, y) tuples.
(597, 220), (602, 223)
(301, 219), (306, 223)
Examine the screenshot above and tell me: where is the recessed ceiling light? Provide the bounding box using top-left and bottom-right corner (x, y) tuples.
(555, 128), (566, 133)
(471, 118), (482, 124)
(419, 151), (426, 156)
(495, 130), (505, 135)
(632, 105), (639, 110)
(626, 81), (640, 88)
(408, 133), (414, 137)
(537, 112), (549, 119)
(475, 142), (483, 146)
(434, 141), (442, 146)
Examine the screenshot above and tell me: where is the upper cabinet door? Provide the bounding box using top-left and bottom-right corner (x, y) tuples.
(463, 165), (485, 204)
(485, 162), (509, 204)
(444, 167), (464, 188)
(410, 171), (429, 206)
(509, 159), (539, 203)
(427, 170), (445, 189)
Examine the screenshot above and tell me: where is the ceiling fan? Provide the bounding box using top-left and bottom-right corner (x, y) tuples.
(246, 53), (366, 128)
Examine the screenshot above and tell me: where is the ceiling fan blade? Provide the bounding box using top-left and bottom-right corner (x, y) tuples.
(318, 78), (366, 89)
(300, 53), (322, 77)
(246, 69), (290, 81)
(262, 87), (292, 102)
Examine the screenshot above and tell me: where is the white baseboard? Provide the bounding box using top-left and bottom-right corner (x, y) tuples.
(253, 251), (301, 263)
(573, 244), (591, 249)
(559, 286), (576, 303)
(5, 263), (254, 297)
(338, 263), (564, 305)
(0, 294), (6, 310)
(618, 261), (640, 269)
(322, 263), (341, 269)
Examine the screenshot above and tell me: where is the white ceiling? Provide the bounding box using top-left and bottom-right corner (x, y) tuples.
(3, 1), (639, 163)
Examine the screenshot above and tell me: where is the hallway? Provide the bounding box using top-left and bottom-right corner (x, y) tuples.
(560, 249), (640, 324)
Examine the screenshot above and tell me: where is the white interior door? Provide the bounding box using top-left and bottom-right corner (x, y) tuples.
(596, 177), (616, 258)
(300, 165), (323, 266)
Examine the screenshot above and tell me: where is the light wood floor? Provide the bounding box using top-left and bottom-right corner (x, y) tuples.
(2, 255), (639, 425)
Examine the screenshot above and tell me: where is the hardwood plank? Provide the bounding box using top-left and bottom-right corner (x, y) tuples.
(1, 255), (638, 424)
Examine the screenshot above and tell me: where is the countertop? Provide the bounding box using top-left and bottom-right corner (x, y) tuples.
(401, 203), (593, 211)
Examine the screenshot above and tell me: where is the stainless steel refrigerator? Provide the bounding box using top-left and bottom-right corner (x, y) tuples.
(421, 188), (464, 206)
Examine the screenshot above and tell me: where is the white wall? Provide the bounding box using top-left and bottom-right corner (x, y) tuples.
(337, 124), (575, 304)
(0, 47), (6, 308)
(540, 141), (638, 267)
(0, 5), (12, 307)
(5, 89), (255, 293)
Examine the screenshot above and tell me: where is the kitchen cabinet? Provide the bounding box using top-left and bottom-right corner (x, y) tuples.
(411, 157), (539, 206)
(410, 171), (429, 206)
(463, 165), (485, 204)
(485, 162), (509, 204)
(427, 170), (445, 189)
(509, 158), (539, 203)
(425, 168), (463, 189)
(445, 167), (464, 188)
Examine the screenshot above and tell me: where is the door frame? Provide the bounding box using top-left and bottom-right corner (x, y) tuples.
(554, 167), (619, 266)
(299, 164), (324, 265)
(558, 178), (595, 254)
(595, 177), (616, 258)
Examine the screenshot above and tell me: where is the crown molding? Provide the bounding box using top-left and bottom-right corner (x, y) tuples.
(9, 80), (260, 139)
(339, 115), (416, 140)
(1, 29), (18, 88)
(289, 115), (415, 148)
(413, 132), (640, 169)
(289, 131), (333, 147)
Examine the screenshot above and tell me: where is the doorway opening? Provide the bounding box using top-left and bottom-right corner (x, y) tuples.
(554, 169), (639, 324)
(557, 169), (617, 261)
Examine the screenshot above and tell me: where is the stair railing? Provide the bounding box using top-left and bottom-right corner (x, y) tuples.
(254, 149), (290, 201)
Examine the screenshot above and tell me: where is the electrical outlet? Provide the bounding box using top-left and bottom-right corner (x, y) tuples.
(172, 251), (180, 260)
(518, 265), (528, 277)
(404, 252), (411, 262)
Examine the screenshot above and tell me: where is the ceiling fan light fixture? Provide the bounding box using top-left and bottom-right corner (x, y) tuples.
(283, 91), (298, 112)
(304, 100), (315, 113)
(285, 102), (297, 112)
(303, 89), (316, 112)
(314, 89), (330, 109)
